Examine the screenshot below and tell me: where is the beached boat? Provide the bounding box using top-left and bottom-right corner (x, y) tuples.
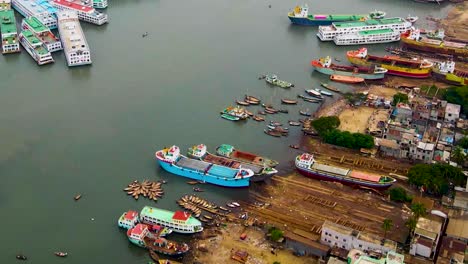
(19, 30), (54, 65)
(21, 16), (62, 52)
(221, 114), (240, 121)
(140, 206), (203, 234)
(281, 98), (298, 104)
(216, 144), (279, 167)
(317, 17), (411, 41)
(299, 94), (321, 103)
(432, 61), (468, 86)
(400, 29), (468, 58)
(320, 83), (340, 93)
(265, 74), (293, 88)
(333, 29), (400, 45)
(252, 115), (265, 122)
(347, 48), (433, 78)
(156, 146), (254, 187)
(221, 106), (249, 120)
(312, 56), (387, 80)
(126, 223), (190, 256)
(330, 75), (364, 84)
(288, 4), (380, 26)
(296, 153), (396, 190)
(0, 10), (20, 54)
(57, 11), (92, 67)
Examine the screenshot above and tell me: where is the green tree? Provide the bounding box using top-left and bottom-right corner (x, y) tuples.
(311, 116), (340, 135)
(411, 203), (427, 219)
(405, 217), (418, 234)
(389, 187), (412, 202)
(382, 219), (393, 239)
(268, 227), (284, 242)
(451, 146), (467, 166)
(443, 86), (468, 116)
(457, 137), (468, 149)
(407, 164), (465, 196)
(392, 92), (409, 106)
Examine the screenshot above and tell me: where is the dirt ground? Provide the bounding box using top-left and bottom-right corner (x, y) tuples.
(193, 224), (317, 264)
(338, 106), (375, 133)
(368, 85), (398, 100)
(441, 1), (468, 40)
(315, 98), (347, 118)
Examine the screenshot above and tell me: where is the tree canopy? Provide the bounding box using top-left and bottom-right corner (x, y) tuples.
(451, 146), (467, 166)
(411, 203), (427, 218)
(322, 129), (374, 149)
(457, 137), (468, 149)
(311, 116), (340, 135)
(393, 92), (409, 106)
(407, 163), (466, 195)
(443, 86), (468, 116)
(382, 219), (393, 239)
(388, 187), (412, 202)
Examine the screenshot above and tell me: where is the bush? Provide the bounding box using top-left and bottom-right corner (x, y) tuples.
(408, 163), (465, 196)
(443, 86), (468, 116)
(322, 129), (374, 149)
(393, 93), (409, 106)
(311, 116), (340, 135)
(268, 227), (284, 242)
(457, 137), (468, 149)
(389, 187), (412, 202)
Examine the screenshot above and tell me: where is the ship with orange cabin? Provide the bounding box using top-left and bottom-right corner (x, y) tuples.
(346, 47), (433, 78)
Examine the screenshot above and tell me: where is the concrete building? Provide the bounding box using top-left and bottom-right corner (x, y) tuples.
(321, 221), (397, 254)
(436, 236), (466, 264)
(392, 103), (413, 125)
(348, 249), (404, 264)
(283, 230), (330, 258)
(410, 215), (444, 259)
(446, 218), (468, 242)
(445, 103), (461, 123)
(409, 142), (435, 163)
(376, 138), (401, 158)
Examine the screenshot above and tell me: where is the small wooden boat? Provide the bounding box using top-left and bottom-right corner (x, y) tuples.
(245, 95), (260, 103)
(74, 194), (82, 201)
(270, 121), (282, 126)
(227, 203), (237, 208)
(221, 114), (240, 121)
(289, 145), (299, 149)
(187, 181), (199, 185)
(199, 218), (209, 223)
(203, 215), (213, 220)
(257, 111), (266, 115)
(289, 121), (301, 126)
(245, 110), (254, 116)
(236, 100), (250, 106)
(232, 202), (240, 207)
(54, 252), (68, 257)
(281, 98), (298, 104)
(278, 109), (289, 114)
(245, 99), (259, 105)
(252, 115), (265, 121)
(330, 75), (364, 84)
(304, 89), (323, 98)
(264, 129), (282, 137)
(264, 108), (277, 114)
(315, 88), (333, 97)
(299, 110), (311, 116)
(16, 255), (27, 260)
(270, 127), (289, 135)
(406, 15), (418, 23)
(149, 249), (160, 261)
(267, 125), (288, 131)
(298, 94), (320, 103)
(265, 107), (278, 113)
(193, 187), (204, 192)
(320, 82), (340, 93)
(219, 206), (229, 211)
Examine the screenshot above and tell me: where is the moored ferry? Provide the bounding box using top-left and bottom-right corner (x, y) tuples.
(347, 48), (433, 78)
(140, 206), (203, 234)
(12, 0), (57, 29)
(311, 56), (387, 80)
(295, 153), (395, 190)
(22, 16), (62, 52)
(93, 0), (107, 9)
(19, 29), (54, 64)
(57, 11), (92, 66)
(118, 210), (139, 229)
(317, 17), (411, 41)
(155, 146), (254, 187)
(0, 10), (20, 54)
(432, 61), (468, 86)
(52, 0), (107, 25)
(400, 29), (468, 58)
(216, 144), (279, 168)
(333, 29), (400, 45)
(188, 144), (278, 182)
(288, 4), (369, 26)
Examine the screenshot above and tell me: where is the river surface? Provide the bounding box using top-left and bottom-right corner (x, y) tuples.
(0, 0), (451, 263)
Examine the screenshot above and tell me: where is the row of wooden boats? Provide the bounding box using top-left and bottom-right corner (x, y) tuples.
(123, 180), (164, 201)
(180, 195), (218, 210)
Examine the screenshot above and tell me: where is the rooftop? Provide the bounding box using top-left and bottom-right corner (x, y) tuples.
(284, 230), (330, 253)
(446, 103), (461, 115)
(446, 218), (468, 240)
(333, 17), (405, 28)
(376, 138), (399, 149)
(357, 232), (397, 250)
(130, 223), (147, 236)
(57, 11), (89, 52)
(0, 10), (17, 35)
(13, 0), (53, 16)
(123, 211), (138, 220)
(415, 215), (443, 239)
(322, 221), (354, 236)
(53, 0), (94, 12)
(172, 211), (191, 221)
(24, 16), (48, 33)
(417, 142), (435, 151)
(358, 29), (394, 35)
(453, 191), (468, 210)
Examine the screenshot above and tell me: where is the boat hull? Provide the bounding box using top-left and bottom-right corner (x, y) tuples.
(296, 167), (393, 190)
(401, 37), (468, 57)
(433, 71), (468, 86)
(288, 16), (337, 26)
(312, 64), (385, 80)
(157, 160), (250, 188)
(347, 56), (431, 78)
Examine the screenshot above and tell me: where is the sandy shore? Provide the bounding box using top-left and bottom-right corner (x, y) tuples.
(441, 1), (468, 40)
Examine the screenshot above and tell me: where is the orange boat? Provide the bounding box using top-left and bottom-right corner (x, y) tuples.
(330, 74), (364, 84)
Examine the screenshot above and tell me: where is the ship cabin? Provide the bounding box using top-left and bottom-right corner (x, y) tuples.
(118, 211), (139, 229)
(93, 0), (107, 9)
(0, 0), (11, 11)
(188, 144), (207, 159)
(0, 10), (20, 54)
(23, 16), (62, 52)
(140, 206), (203, 233)
(156, 145), (180, 163)
(127, 223), (149, 242)
(52, 0), (108, 25)
(296, 153), (315, 169)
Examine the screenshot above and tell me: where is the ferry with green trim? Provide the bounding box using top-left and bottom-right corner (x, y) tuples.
(140, 206), (203, 234)
(333, 29), (400, 45)
(317, 17), (411, 41)
(0, 10), (20, 54)
(19, 30), (54, 65)
(21, 16), (62, 52)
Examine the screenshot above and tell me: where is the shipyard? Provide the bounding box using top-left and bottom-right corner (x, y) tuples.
(1, 0), (468, 264)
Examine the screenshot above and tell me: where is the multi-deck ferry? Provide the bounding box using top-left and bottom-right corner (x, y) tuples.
(333, 29), (400, 45)
(140, 206), (203, 234)
(317, 17), (411, 41)
(22, 16), (62, 52)
(0, 10), (20, 54)
(19, 30), (54, 64)
(12, 0), (57, 29)
(57, 11), (91, 66)
(52, 0), (107, 25)
(0, 0), (11, 11)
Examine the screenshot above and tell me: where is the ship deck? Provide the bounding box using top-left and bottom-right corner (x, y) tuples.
(333, 18), (403, 29)
(204, 153), (262, 174)
(208, 164), (237, 178)
(175, 156), (210, 172)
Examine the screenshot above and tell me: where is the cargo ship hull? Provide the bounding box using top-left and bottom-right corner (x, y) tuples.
(288, 16), (364, 26)
(296, 167), (393, 190)
(433, 71), (468, 86)
(312, 63), (385, 80)
(347, 56), (431, 78)
(401, 37), (468, 57)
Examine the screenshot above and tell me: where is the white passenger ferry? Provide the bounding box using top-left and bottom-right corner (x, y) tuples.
(57, 11), (91, 66)
(12, 0), (57, 29)
(52, 0), (107, 25)
(317, 17), (411, 41)
(19, 30), (54, 65)
(140, 206), (203, 234)
(22, 16), (62, 52)
(0, 9), (20, 54)
(333, 29), (401, 45)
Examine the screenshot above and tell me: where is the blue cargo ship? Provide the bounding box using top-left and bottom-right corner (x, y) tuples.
(155, 146), (254, 187)
(288, 4), (385, 26)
